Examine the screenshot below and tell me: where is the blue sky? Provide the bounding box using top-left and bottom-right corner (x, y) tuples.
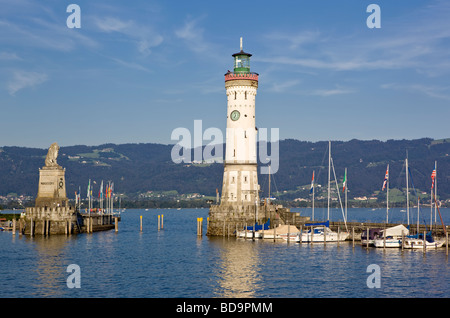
(1, 0), (449, 148)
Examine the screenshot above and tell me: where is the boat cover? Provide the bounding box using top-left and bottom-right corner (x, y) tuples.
(245, 218), (270, 231)
(258, 224), (300, 235)
(381, 224), (409, 237)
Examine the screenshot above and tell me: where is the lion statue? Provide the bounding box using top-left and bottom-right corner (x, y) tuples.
(45, 142), (61, 167)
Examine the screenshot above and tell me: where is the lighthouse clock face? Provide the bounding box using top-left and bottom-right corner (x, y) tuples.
(230, 110), (240, 121)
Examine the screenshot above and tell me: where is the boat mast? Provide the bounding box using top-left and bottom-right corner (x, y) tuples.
(331, 157), (348, 231)
(386, 164), (389, 224)
(406, 156), (409, 225)
(268, 165), (271, 205)
(312, 170), (315, 221)
(345, 167), (347, 223)
(327, 141), (331, 221)
(417, 196), (420, 235)
(434, 161), (437, 227)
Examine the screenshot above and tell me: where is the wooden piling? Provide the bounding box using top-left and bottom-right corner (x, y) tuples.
(140, 215), (143, 232)
(197, 218), (203, 236)
(401, 231), (405, 250)
(158, 215), (161, 231)
(366, 227), (369, 248)
(115, 217), (118, 232)
(352, 227), (355, 247)
(423, 231), (426, 254)
(446, 227), (448, 256)
(299, 226), (302, 245)
(337, 227), (340, 247)
(161, 214), (164, 229)
(287, 223), (290, 244)
(30, 218), (34, 237)
(12, 218), (16, 236)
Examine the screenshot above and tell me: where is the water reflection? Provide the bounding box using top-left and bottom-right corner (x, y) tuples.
(209, 238), (263, 297)
(28, 235), (73, 297)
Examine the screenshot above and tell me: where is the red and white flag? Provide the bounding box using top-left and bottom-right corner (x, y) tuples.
(431, 169), (436, 189)
(382, 165), (389, 191)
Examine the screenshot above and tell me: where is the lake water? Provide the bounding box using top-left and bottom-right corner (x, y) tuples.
(0, 208), (449, 298)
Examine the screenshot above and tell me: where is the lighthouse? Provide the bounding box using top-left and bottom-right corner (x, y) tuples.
(207, 38), (269, 236)
(221, 37), (260, 205)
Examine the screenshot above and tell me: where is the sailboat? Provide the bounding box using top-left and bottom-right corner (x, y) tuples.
(373, 164), (410, 248)
(403, 162), (446, 249)
(296, 220), (349, 242)
(295, 141), (349, 243)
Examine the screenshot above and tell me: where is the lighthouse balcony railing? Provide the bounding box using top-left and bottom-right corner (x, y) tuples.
(225, 72), (259, 82)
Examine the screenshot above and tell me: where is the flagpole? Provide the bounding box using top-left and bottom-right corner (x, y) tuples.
(386, 164), (389, 224)
(406, 157), (409, 225)
(327, 141), (331, 221)
(344, 167), (347, 222)
(434, 161), (437, 226)
(78, 186), (81, 213)
(312, 170), (315, 221)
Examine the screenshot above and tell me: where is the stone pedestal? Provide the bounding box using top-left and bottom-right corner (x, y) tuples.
(35, 166), (68, 208)
(21, 142), (81, 235)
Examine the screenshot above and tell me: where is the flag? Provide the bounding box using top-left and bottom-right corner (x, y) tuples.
(310, 171), (314, 194)
(342, 170), (347, 192)
(87, 179), (91, 198)
(99, 180), (104, 199)
(382, 165), (389, 191)
(431, 169), (436, 189)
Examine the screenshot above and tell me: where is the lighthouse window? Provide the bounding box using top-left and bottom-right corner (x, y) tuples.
(245, 91), (247, 99)
(234, 92), (237, 100)
(245, 194), (248, 200)
(244, 131), (247, 138)
(232, 177), (235, 184)
(244, 176), (248, 183)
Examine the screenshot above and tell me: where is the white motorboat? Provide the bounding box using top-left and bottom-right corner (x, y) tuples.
(403, 232), (445, 249)
(403, 238), (445, 249)
(373, 238), (402, 248)
(295, 222), (349, 243)
(259, 224), (300, 240)
(373, 224), (409, 248)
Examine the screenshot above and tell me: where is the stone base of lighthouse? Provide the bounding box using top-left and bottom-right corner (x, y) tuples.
(207, 203), (298, 236)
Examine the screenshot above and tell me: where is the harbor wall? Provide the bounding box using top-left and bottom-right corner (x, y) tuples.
(207, 203), (309, 236)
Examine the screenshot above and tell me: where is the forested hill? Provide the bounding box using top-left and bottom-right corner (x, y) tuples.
(0, 138), (449, 201)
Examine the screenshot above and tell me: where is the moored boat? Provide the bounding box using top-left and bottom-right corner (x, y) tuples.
(373, 224), (409, 248)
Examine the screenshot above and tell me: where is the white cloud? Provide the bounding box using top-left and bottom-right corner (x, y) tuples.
(0, 52), (21, 60)
(381, 83), (450, 101)
(7, 71), (48, 95)
(310, 88), (354, 97)
(94, 16), (163, 56)
(174, 15), (223, 60)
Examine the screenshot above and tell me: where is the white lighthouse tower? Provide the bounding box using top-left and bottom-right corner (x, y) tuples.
(221, 37), (260, 205)
(207, 38), (271, 236)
